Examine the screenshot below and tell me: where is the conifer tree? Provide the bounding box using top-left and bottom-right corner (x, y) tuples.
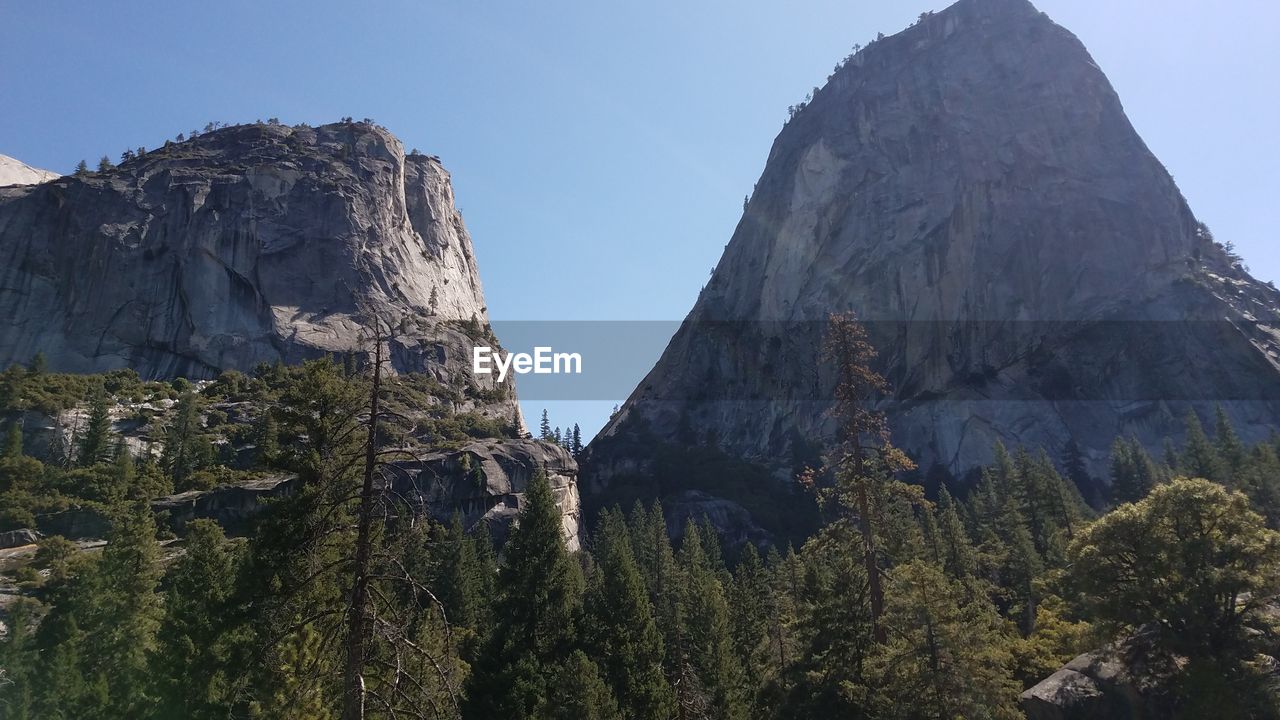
(0, 598), (38, 719)
(97, 156), (113, 172)
(1109, 436), (1157, 505)
(584, 510), (674, 720)
(728, 543), (770, 703)
(464, 470), (583, 719)
(540, 409), (553, 441)
(162, 391), (213, 489)
(74, 159), (89, 175)
(1214, 405), (1247, 476)
(571, 423), (583, 456)
(820, 312), (914, 643)
(76, 387), (114, 467)
(1182, 411), (1227, 482)
(935, 486), (977, 581)
(869, 561), (1020, 719)
(154, 519), (240, 719)
(678, 521), (748, 720)
(92, 494), (165, 717)
(546, 651), (623, 720)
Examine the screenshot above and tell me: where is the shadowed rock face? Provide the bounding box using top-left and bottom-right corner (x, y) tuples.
(0, 122), (510, 416)
(390, 439), (582, 551)
(585, 0), (1280, 520)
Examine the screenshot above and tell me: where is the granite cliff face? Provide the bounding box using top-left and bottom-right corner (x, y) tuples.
(0, 122), (503, 402)
(0, 121), (593, 539)
(585, 0), (1280, 521)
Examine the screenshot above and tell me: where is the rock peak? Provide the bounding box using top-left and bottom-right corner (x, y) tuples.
(584, 0), (1280, 532)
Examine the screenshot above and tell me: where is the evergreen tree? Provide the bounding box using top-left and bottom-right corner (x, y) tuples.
(464, 470), (584, 719)
(546, 651), (623, 720)
(92, 495), (164, 717)
(161, 391), (213, 489)
(436, 513), (496, 636)
(76, 387), (114, 467)
(540, 409), (553, 441)
(154, 519), (241, 719)
(74, 159), (89, 176)
(935, 486), (977, 581)
(1070, 477), (1280, 660)
(678, 521), (748, 720)
(571, 423), (583, 456)
(1182, 411), (1227, 482)
(1109, 436), (1157, 505)
(97, 156), (113, 172)
(868, 561), (1021, 719)
(819, 312), (915, 643)
(0, 599), (38, 719)
(584, 510), (674, 720)
(1061, 438), (1099, 505)
(728, 543), (770, 705)
(1214, 405), (1247, 476)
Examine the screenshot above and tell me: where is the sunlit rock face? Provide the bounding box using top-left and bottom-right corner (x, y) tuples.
(585, 0), (1280, 526)
(0, 122), (508, 410)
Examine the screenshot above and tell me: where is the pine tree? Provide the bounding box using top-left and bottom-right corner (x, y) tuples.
(97, 156), (113, 172)
(820, 312), (914, 643)
(92, 495), (165, 717)
(74, 159), (89, 175)
(1109, 436), (1157, 505)
(1214, 406), (1247, 477)
(1182, 411), (1227, 482)
(464, 470), (583, 719)
(154, 519), (240, 719)
(728, 543), (770, 705)
(0, 598), (38, 719)
(540, 409), (553, 441)
(546, 651), (623, 720)
(76, 387), (114, 467)
(678, 521), (748, 720)
(868, 561), (1020, 719)
(3, 422), (21, 459)
(1061, 438), (1099, 505)
(584, 510), (674, 720)
(161, 391), (212, 489)
(935, 486), (977, 581)
(571, 423), (583, 457)
(436, 513), (495, 635)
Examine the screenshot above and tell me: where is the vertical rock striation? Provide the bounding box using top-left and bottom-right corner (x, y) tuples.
(585, 0), (1280, 525)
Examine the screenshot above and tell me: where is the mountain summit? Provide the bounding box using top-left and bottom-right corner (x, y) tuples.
(584, 0), (1280, 522)
(0, 121), (516, 417)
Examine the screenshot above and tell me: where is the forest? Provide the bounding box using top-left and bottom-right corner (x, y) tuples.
(1, 316), (1280, 719)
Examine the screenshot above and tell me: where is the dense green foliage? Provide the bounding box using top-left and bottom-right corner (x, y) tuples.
(4, 345), (1280, 717)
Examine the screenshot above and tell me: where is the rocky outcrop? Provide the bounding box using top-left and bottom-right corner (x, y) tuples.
(584, 0), (1280, 525)
(390, 438), (582, 551)
(31, 440), (580, 549)
(0, 529), (40, 549)
(152, 474), (296, 535)
(0, 121), (518, 424)
(0, 154), (58, 186)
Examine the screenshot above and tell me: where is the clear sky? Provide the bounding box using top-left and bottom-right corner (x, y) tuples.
(2, 0), (1276, 441)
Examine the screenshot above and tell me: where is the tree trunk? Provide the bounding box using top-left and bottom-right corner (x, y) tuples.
(854, 445), (886, 644)
(342, 339), (383, 720)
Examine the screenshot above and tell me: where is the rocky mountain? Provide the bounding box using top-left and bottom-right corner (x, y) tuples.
(584, 0), (1280, 528)
(0, 154), (59, 186)
(0, 121), (597, 543)
(0, 122), (508, 411)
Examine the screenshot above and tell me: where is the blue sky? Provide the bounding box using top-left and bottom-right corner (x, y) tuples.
(2, 0), (1276, 440)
